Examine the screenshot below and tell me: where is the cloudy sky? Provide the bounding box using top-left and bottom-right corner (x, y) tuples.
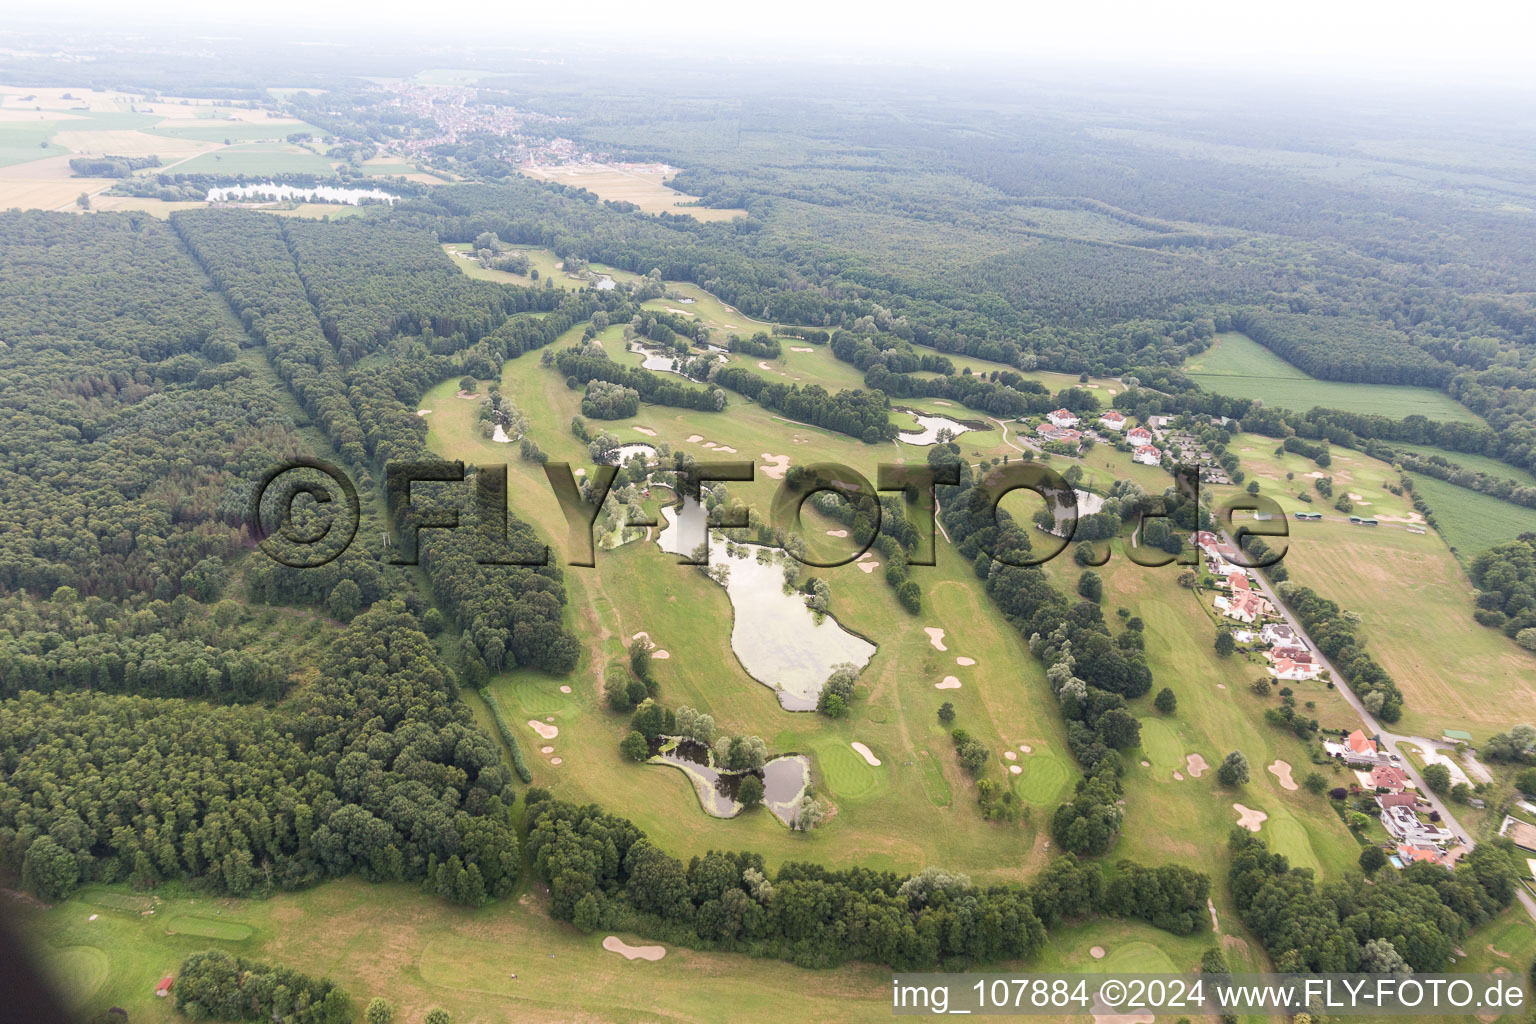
(25, 0), (1536, 89)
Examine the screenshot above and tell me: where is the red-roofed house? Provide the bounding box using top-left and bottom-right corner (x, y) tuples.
(1218, 591), (1274, 624)
(1348, 730), (1377, 756)
(1048, 409), (1079, 428)
(1379, 791), (1418, 809)
(1193, 531), (1219, 552)
(1370, 765), (1410, 791)
(1127, 426), (1153, 445)
(1100, 410), (1126, 431)
(1270, 658), (1321, 681)
(1397, 844), (1450, 868)
(1227, 572), (1251, 591)
(1133, 444), (1162, 466)
(157, 976), (174, 998)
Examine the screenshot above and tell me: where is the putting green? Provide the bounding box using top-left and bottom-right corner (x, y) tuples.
(1013, 750), (1071, 805)
(1262, 808), (1323, 876)
(506, 678), (567, 715)
(1136, 717), (1184, 769)
(42, 945), (108, 1006)
(815, 741), (878, 799)
(165, 915), (253, 941)
(1097, 941), (1178, 974)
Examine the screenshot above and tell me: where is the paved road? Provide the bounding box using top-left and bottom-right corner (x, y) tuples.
(1221, 530), (1536, 923)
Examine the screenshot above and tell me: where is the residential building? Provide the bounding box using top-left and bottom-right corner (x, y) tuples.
(1047, 408), (1079, 428)
(1127, 426), (1153, 445)
(1260, 623), (1299, 647)
(1369, 765), (1410, 792)
(1378, 791), (1418, 809)
(1099, 410), (1126, 431)
(1133, 444), (1162, 466)
(1380, 804), (1453, 845)
(1270, 658), (1321, 681)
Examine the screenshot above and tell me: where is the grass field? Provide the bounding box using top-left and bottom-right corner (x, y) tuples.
(521, 162), (746, 221)
(171, 143), (336, 176)
(1407, 472), (1536, 560)
(1393, 442), (1536, 488)
(147, 119), (320, 142)
(163, 915), (254, 941)
(1277, 519), (1536, 739)
(1185, 332), (1481, 422)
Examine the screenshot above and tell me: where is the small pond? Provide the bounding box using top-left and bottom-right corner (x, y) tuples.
(604, 442), (657, 467)
(649, 736), (810, 826)
(205, 183), (398, 204)
(896, 411), (978, 446)
(657, 500), (875, 710)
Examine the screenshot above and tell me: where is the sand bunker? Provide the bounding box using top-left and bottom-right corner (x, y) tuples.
(760, 453), (791, 479)
(1234, 804), (1268, 831)
(758, 360), (775, 370)
(1009, 764), (1022, 775)
(1004, 750), (1018, 761)
(633, 426), (657, 437)
(1173, 771), (1185, 781)
(652, 649), (671, 659)
(1090, 946), (1106, 959)
(686, 434), (704, 443)
(826, 529), (849, 538)
(559, 685), (572, 694)
(1268, 760), (1298, 790)
(924, 627), (948, 651)
(528, 720), (559, 740)
(790, 346), (814, 353)
(935, 676), (962, 690)
(933, 400), (952, 406)
(541, 746), (554, 754)
(456, 390), (479, 399)
(604, 936), (666, 961)
(550, 757), (563, 765)
(1348, 492), (1365, 501)
(856, 552), (879, 573)
(1140, 760), (1151, 768)
(1216, 683), (1227, 690)
(1185, 753), (1209, 778)
(851, 742), (881, 766)
(1019, 744), (1032, 754)
(632, 631), (651, 644)
(956, 656), (976, 666)
(416, 409), (431, 416)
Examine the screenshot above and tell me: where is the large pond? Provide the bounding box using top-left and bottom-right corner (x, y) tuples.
(604, 442), (657, 466)
(649, 737), (810, 826)
(657, 500), (875, 710)
(629, 342), (723, 377)
(1041, 488), (1105, 536)
(897, 411), (977, 446)
(205, 183), (398, 205)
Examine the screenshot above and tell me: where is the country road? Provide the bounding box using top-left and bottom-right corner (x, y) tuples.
(1225, 528), (1536, 924)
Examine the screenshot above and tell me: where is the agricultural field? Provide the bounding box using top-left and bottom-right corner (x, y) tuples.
(1406, 472), (1536, 561)
(520, 162), (747, 221)
(1185, 332), (1481, 422)
(1279, 520), (1536, 740)
(1393, 442), (1536, 488)
(169, 142), (337, 176)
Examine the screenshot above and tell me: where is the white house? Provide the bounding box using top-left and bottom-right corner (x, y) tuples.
(1047, 408), (1079, 429)
(1260, 623), (1299, 647)
(1381, 804), (1453, 845)
(1133, 444), (1162, 466)
(1220, 591), (1273, 624)
(1270, 658), (1321, 681)
(1099, 410), (1126, 431)
(1127, 426), (1153, 446)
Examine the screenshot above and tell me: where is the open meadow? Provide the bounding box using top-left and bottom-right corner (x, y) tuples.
(520, 162), (746, 221)
(1185, 332), (1481, 422)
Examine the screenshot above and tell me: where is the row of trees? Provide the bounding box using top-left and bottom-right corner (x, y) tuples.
(712, 369), (894, 443)
(525, 791), (1209, 970)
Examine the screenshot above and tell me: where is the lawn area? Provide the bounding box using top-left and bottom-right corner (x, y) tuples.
(171, 143), (335, 176)
(442, 242), (578, 289)
(1394, 442), (1536, 488)
(1208, 431), (1423, 524)
(147, 119), (321, 142)
(1185, 332), (1481, 423)
(1277, 519), (1536, 740)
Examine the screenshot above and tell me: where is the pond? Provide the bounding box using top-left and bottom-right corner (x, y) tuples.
(657, 500), (875, 710)
(1041, 488), (1105, 536)
(205, 182), (398, 205)
(649, 736), (810, 826)
(594, 274), (616, 290)
(604, 442), (657, 466)
(629, 342), (723, 377)
(896, 411), (977, 446)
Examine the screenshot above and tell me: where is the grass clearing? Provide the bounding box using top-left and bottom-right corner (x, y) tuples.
(1406, 472), (1536, 560)
(172, 143), (335, 176)
(521, 162), (746, 221)
(1185, 332), (1480, 422)
(163, 915), (254, 941)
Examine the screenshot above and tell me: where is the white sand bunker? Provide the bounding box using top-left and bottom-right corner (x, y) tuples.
(1004, 750), (1017, 761)
(856, 552), (879, 573)
(541, 746), (555, 754)
(790, 346), (814, 353)
(956, 656), (976, 666)
(1019, 744), (1032, 754)
(633, 426), (657, 437)
(826, 529), (849, 538)
(550, 757), (563, 765)
(604, 936), (666, 961)
(1185, 753), (1209, 778)
(760, 453), (791, 479)
(1090, 946), (1106, 959)
(1140, 760), (1151, 768)
(417, 409), (431, 416)
(1348, 492), (1365, 501)
(1268, 760), (1298, 790)
(560, 685), (572, 694)
(851, 742), (881, 766)
(933, 400), (952, 406)
(652, 649), (671, 659)
(1234, 804), (1268, 831)
(632, 631), (651, 643)
(575, 468), (586, 477)
(686, 434), (704, 443)
(758, 360), (775, 369)
(1009, 764), (1022, 775)
(936, 676), (962, 690)
(1173, 770), (1185, 781)
(456, 390), (479, 399)
(924, 627), (948, 651)
(528, 720), (559, 740)
(1216, 683), (1227, 690)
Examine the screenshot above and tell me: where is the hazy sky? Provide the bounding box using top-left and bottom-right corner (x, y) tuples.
(30, 0), (1536, 89)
